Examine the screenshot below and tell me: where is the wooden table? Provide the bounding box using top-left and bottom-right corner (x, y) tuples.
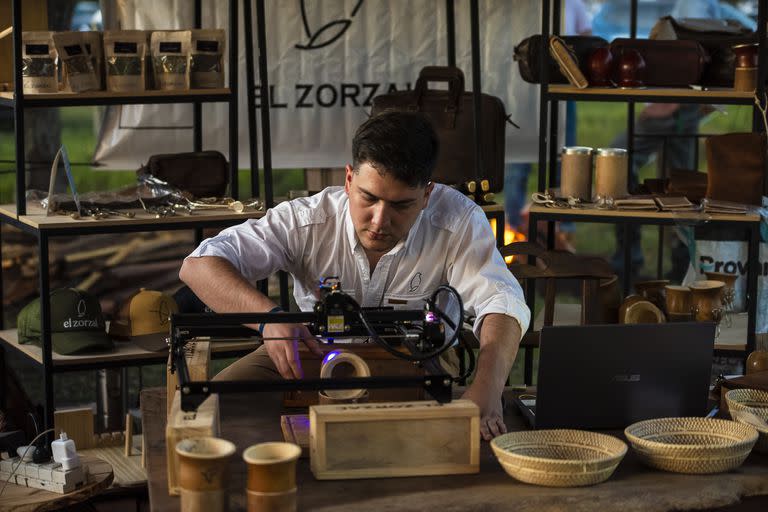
(141, 388), (768, 512)
(0, 456), (113, 512)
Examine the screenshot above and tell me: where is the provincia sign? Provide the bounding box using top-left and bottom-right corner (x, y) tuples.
(94, 0), (550, 170)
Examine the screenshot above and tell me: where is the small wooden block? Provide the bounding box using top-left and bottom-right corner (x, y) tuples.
(166, 340), (211, 415)
(51, 465), (84, 486)
(54, 407), (95, 449)
(165, 390), (220, 495)
(37, 462), (61, 481)
(310, 399), (480, 480)
(280, 414), (310, 458)
(23, 462), (40, 478)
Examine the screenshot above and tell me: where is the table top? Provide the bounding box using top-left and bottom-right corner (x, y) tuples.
(141, 387), (768, 512)
(0, 456), (113, 512)
(529, 204), (762, 224)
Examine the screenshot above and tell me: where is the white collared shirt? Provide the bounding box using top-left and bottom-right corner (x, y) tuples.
(187, 184), (530, 337)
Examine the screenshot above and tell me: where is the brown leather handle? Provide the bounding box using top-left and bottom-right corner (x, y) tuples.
(413, 66), (465, 109)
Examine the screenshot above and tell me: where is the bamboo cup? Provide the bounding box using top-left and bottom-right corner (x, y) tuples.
(175, 437), (236, 512)
(594, 148), (628, 200)
(689, 280), (725, 322)
(560, 146), (593, 200)
(665, 285), (691, 316)
(243, 442), (302, 512)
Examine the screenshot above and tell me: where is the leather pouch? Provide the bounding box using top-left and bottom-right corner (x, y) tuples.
(371, 66), (507, 192)
(705, 133), (766, 206)
(650, 16), (755, 87)
(514, 35), (608, 84)
(665, 168), (708, 202)
(138, 150), (229, 198)
(610, 39), (709, 87)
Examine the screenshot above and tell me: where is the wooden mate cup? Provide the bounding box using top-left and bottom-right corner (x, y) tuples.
(689, 280), (725, 322)
(175, 436), (236, 512)
(665, 285), (691, 316)
(243, 442), (302, 512)
(634, 279), (669, 313)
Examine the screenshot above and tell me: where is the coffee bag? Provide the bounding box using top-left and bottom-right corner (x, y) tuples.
(151, 31), (191, 91)
(22, 31), (58, 94)
(190, 29), (225, 89)
(53, 32), (99, 93)
(104, 30), (148, 92)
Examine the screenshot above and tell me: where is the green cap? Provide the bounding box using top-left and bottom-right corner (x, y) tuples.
(17, 288), (113, 355)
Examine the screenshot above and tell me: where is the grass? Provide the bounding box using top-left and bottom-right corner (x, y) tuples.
(1, 101), (754, 414)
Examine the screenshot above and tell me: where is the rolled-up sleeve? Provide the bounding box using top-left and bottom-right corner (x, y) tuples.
(447, 208), (531, 339)
(186, 202), (298, 283)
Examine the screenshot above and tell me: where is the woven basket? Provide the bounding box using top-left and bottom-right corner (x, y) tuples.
(490, 429), (627, 487)
(625, 417), (758, 474)
(726, 388), (768, 454)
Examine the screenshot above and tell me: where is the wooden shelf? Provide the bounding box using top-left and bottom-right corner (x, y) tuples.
(0, 88), (232, 108)
(0, 203), (265, 232)
(0, 328), (259, 368)
(529, 204), (761, 224)
(547, 85), (754, 104)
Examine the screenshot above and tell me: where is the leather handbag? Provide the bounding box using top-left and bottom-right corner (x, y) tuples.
(138, 150), (230, 198)
(650, 16), (755, 87)
(705, 133), (766, 206)
(610, 39), (709, 87)
(514, 35), (608, 84)
(371, 66), (507, 192)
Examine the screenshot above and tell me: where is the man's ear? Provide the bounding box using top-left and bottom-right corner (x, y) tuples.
(422, 181), (435, 209)
(344, 164), (354, 194)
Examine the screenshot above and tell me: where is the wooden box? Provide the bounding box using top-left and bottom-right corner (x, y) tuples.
(285, 343), (426, 407)
(166, 340), (211, 415)
(165, 390), (220, 495)
(310, 399), (479, 479)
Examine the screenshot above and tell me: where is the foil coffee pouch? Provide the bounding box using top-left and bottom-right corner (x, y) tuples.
(82, 31), (105, 90)
(151, 31), (191, 91)
(104, 30), (148, 92)
(22, 31), (58, 94)
(53, 32), (99, 92)
(190, 29), (225, 88)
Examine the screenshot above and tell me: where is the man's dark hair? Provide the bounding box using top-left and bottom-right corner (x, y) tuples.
(352, 110), (439, 187)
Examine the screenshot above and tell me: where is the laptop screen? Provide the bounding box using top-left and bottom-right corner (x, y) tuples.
(533, 322), (715, 430)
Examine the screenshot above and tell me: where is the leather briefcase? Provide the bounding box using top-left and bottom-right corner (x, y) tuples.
(705, 133), (766, 206)
(514, 34), (608, 84)
(138, 150), (230, 199)
(371, 66), (506, 192)
(650, 16), (755, 87)
(610, 39), (709, 87)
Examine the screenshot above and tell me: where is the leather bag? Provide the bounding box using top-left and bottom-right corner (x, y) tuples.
(705, 132), (766, 206)
(371, 66), (507, 192)
(650, 16), (755, 87)
(513, 35), (608, 84)
(610, 39), (709, 87)
(138, 150), (229, 199)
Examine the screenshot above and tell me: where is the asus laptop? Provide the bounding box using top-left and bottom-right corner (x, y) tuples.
(516, 322), (715, 429)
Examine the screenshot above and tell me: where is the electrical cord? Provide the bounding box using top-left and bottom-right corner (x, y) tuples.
(357, 284), (464, 363)
(0, 428), (55, 497)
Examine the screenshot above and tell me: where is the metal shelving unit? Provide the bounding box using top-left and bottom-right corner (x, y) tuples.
(524, 0), (767, 384)
(0, 0), (246, 435)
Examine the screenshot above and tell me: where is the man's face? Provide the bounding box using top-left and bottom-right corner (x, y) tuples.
(345, 163), (433, 257)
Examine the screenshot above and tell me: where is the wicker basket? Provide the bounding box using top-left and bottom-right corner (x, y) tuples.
(726, 388), (768, 454)
(490, 429), (627, 487)
(625, 417), (758, 474)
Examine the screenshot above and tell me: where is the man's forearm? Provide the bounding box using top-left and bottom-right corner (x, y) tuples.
(469, 313), (521, 399)
(179, 256), (276, 314)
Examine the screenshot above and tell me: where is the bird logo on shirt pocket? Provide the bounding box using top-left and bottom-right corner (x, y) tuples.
(408, 272), (422, 293)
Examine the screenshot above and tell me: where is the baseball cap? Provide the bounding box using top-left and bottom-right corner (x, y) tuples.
(17, 288), (113, 355)
(108, 288), (179, 352)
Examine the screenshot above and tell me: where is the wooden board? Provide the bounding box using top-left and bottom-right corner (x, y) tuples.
(285, 344), (426, 407)
(280, 414), (309, 458)
(79, 443), (146, 488)
(548, 84), (754, 100)
(165, 391), (219, 496)
(310, 399), (479, 480)
(529, 204), (761, 223)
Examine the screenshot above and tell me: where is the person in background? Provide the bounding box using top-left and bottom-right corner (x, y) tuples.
(505, 0), (591, 251)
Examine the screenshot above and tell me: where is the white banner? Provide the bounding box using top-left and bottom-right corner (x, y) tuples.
(95, 0), (546, 170)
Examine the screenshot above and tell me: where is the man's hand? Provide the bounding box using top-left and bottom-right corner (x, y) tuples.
(462, 385), (506, 441)
(262, 323), (322, 379)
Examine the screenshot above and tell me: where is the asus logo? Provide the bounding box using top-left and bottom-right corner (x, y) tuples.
(613, 374), (640, 382)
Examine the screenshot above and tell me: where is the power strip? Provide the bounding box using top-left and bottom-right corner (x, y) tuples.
(0, 457), (85, 494)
